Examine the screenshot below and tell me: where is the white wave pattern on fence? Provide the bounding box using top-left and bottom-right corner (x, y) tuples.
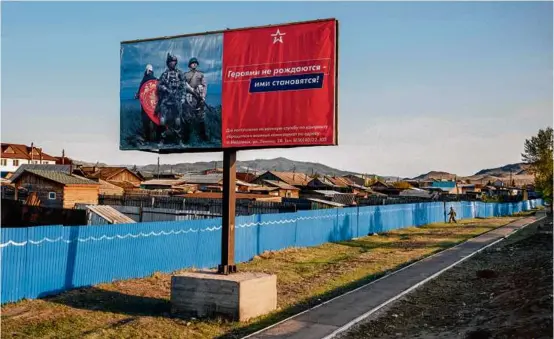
(0, 225), (223, 248)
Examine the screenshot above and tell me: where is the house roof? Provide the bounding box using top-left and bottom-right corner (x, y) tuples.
(248, 186), (279, 192)
(312, 190), (345, 197)
(86, 205), (135, 224)
(326, 176), (352, 187)
(265, 171), (311, 186)
(431, 181), (456, 189)
(12, 169), (99, 186)
(181, 173), (223, 184)
(84, 167), (136, 181)
(236, 179), (258, 187)
(98, 179), (125, 193)
(141, 179), (187, 187)
(236, 172), (257, 183)
(1, 143), (57, 161)
(107, 180), (140, 190)
(11, 164), (71, 182)
(306, 198), (345, 208)
(262, 180), (300, 190)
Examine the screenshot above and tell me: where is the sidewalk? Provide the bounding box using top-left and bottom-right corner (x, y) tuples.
(246, 216), (542, 339)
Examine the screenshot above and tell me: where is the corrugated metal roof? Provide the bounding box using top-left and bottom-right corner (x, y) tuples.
(431, 181), (456, 189)
(181, 174), (223, 184)
(86, 205), (136, 224)
(11, 169), (98, 185)
(10, 164), (71, 182)
(262, 180), (300, 190)
(312, 190), (344, 197)
(306, 198), (345, 207)
(266, 171), (311, 186)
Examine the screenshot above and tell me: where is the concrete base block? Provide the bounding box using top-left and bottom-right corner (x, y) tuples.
(170, 271), (277, 321)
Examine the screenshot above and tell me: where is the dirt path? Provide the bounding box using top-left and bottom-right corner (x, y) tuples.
(342, 214), (553, 339)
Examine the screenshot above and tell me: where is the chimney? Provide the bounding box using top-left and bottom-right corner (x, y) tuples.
(30, 142), (34, 162)
(62, 149), (65, 165)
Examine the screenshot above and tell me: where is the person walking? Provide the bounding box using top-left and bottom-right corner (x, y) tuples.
(448, 206), (457, 223)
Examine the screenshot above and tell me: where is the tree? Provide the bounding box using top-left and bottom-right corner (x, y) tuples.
(522, 127), (553, 203)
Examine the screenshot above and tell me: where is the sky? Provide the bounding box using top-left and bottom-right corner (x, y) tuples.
(1, 1), (552, 178)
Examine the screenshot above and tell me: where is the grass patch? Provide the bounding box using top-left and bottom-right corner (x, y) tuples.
(1, 216), (521, 338)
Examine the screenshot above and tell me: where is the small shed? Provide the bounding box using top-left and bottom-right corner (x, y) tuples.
(85, 205), (136, 225)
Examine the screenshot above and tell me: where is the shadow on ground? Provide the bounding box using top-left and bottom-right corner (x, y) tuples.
(44, 287), (170, 317)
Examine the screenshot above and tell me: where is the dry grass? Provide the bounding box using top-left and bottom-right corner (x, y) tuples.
(1, 216), (520, 339)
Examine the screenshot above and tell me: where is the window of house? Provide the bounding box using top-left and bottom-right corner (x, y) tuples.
(13, 160), (19, 166)
(32, 160), (39, 164)
(0, 159), (6, 166)
(42, 161), (48, 164)
(48, 192), (56, 200)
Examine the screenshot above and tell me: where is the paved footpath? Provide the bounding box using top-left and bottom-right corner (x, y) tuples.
(246, 216), (543, 339)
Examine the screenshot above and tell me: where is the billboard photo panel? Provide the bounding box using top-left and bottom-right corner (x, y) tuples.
(120, 18), (338, 153)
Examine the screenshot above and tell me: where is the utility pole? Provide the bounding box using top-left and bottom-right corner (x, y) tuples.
(157, 157), (160, 179)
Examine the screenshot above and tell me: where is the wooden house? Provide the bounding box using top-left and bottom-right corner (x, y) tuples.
(251, 171), (311, 189)
(259, 180), (300, 198)
(76, 166), (143, 193)
(10, 169), (99, 208)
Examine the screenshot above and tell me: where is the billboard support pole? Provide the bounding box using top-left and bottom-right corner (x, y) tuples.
(218, 149), (237, 275)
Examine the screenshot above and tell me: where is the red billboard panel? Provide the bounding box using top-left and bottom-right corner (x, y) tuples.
(222, 19), (337, 149)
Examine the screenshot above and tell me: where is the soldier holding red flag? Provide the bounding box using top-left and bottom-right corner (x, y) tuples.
(135, 64), (159, 143)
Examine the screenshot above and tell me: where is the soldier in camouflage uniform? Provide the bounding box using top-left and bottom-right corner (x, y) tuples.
(183, 57), (209, 143)
(156, 53), (186, 145)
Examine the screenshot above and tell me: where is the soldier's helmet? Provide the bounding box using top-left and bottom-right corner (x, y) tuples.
(188, 57), (199, 67)
(166, 53), (178, 65)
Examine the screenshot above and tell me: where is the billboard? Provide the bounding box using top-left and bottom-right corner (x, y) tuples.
(120, 19), (338, 153)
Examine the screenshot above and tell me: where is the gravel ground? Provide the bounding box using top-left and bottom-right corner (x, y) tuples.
(342, 213), (553, 339)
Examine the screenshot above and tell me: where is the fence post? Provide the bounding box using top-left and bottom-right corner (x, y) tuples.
(356, 205), (360, 238)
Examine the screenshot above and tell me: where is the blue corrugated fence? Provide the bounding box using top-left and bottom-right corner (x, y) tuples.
(1, 199), (542, 304)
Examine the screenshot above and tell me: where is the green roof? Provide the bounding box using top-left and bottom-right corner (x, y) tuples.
(19, 169), (99, 185)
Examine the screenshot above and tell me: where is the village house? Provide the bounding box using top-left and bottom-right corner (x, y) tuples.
(180, 173), (223, 192)
(307, 176), (351, 193)
(251, 171), (311, 189)
(75, 166), (143, 194)
(1, 143), (58, 175)
(258, 180), (300, 198)
(140, 179), (188, 191)
(10, 166), (99, 208)
(342, 174), (369, 187)
(369, 180), (402, 196)
(236, 172), (257, 183)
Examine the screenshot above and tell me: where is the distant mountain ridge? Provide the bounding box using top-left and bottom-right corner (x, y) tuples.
(136, 157), (363, 177)
(474, 163), (530, 177)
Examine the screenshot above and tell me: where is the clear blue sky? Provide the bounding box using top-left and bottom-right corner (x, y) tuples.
(2, 1), (552, 177)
